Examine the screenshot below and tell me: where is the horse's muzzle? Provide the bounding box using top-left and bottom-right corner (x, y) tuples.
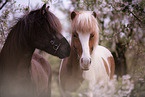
(57, 37), (71, 59)
(80, 57), (91, 70)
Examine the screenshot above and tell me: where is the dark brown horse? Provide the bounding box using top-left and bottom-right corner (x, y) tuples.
(0, 4), (70, 97)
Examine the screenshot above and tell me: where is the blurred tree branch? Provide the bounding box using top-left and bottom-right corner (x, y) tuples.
(128, 10), (145, 25)
(0, 0), (8, 10)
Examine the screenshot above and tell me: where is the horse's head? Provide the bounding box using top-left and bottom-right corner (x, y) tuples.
(71, 11), (99, 70)
(28, 4), (70, 58)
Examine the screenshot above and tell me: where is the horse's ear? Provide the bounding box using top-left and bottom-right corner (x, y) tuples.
(92, 11), (97, 18)
(71, 11), (77, 20)
(41, 4), (46, 15)
(47, 6), (50, 9)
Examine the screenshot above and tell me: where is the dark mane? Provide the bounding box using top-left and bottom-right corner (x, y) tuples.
(2, 16), (30, 57)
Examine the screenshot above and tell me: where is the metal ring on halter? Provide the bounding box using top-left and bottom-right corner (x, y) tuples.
(50, 40), (61, 53)
(54, 43), (61, 53)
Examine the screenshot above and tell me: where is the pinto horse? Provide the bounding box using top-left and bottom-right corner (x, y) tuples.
(0, 4), (70, 97)
(59, 11), (115, 97)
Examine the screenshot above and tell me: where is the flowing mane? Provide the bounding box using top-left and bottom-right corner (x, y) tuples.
(71, 11), (99, 34)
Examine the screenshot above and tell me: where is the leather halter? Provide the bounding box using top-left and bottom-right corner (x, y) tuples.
(73, 45), (80, 59)
(35, 16), (62, 54)
(50, 40), (61, 53)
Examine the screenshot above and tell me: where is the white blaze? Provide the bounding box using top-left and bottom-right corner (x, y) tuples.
(78, 32), (91, 69)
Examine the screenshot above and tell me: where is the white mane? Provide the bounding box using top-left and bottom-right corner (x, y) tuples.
(71, 11), (99, 34)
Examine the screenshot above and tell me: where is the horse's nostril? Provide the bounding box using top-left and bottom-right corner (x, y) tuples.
(90, 58), (91, 64)
(81, 58), (83, 63)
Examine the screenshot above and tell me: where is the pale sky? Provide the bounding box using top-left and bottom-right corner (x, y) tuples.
(0, 0), (72, 39)
(14, 0), (72, 17)
(14, 0), (72, 38)
(15, 0), (43, 7)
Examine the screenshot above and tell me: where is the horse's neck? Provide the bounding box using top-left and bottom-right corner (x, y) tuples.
(59, 44), (83, 92)
(67, 46), (80, 72)
(0, 35), (34, 72)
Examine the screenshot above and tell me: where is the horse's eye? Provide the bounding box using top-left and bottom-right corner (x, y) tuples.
(73, 34), (77, 38)
(50, 40), (54, 45)
(90, 34), (94, 39)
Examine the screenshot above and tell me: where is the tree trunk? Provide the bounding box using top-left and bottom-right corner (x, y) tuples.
(112, 42), (127, 76)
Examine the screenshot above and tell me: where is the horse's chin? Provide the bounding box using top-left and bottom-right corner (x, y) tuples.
(56, 50), (70, 59)
(80, 64), (90, 71)
(42, 47), (70, 59)
(81, 66), (90, 71)
(82, 68), (89, 71)
(57, 54), (66, 59)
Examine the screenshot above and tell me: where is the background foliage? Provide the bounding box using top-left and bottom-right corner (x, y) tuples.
(0, 0), (145, 97)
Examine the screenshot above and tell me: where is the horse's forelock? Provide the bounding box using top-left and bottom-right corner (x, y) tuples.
(45, 10), (62, 33)
(71, 11), (99, 34)
(26, 7), (62, 34)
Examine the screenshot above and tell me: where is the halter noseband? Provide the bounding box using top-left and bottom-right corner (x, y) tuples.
(73, 45), (80, 59)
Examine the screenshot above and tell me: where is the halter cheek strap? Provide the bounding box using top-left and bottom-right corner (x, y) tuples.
(73, 45), (80, 59)
(91, 46), (94, 54)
